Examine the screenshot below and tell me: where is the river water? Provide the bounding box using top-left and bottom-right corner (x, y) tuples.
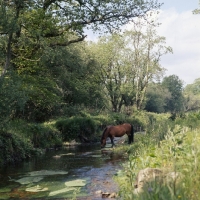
(0, 144), (127, 200)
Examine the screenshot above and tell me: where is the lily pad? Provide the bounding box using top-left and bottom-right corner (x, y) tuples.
(15, 176), (44, 185)
(28, 170), (68, 176)
(26, 185), (48, 192)
(91, 155), (102, 158)
(60, 153), (75, 156)
(49, 187), (76, 196)
(65, 178), (88, 187)
(82, 152), (92, 156)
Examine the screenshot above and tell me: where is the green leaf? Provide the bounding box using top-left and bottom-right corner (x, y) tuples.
(149, 153), (156, 157)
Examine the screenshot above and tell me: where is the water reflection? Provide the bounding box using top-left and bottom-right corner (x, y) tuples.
(0, 144), (126, 199)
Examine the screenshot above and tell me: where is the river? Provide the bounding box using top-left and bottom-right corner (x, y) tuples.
(0, 144), (127, 199)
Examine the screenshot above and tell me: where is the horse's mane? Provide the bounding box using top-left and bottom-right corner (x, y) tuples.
(101, 125), (113, 140)
(101, 127), (108, 140)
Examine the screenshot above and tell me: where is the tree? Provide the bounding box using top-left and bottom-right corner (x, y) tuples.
(145, 83), (171, 113)
(88, 22), (171, 112)
(43, 42), (104, 108)
(12, 41), (105, 122)
(123, 22), (172, 110)
(0, 72), (27, 127)
(0, 0), (162, 77)
(88, 34), (129, 112)
(161, 75), (184, 113)
(0, 0), (162, 122)
(193, 0), (200, 14)
(183, 78), (200, 112)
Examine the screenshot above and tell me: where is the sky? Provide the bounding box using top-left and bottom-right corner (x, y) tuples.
(156, 0), (200, 86)
(86, 0), (200, 86)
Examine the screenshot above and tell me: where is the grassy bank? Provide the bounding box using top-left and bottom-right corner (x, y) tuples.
(115, 112), (200, 200)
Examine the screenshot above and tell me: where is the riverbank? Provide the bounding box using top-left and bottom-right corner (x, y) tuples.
(0, 112), (145, 166)
(115, 125), (200, 200)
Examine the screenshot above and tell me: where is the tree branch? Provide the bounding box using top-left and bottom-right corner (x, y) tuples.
(49, 35), (87, 47)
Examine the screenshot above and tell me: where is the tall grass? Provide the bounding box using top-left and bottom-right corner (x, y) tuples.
(115, 112), (200, 200)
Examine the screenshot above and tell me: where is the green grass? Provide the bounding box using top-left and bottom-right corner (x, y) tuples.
(114, 113), (200, 200)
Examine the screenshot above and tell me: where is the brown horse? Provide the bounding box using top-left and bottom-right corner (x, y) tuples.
(101, 123), (134, 148)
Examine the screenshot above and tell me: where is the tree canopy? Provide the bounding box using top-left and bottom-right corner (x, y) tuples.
(161, 75), (184, 113)
(88, 21), (171, 112)
(0, 0), (162, 77)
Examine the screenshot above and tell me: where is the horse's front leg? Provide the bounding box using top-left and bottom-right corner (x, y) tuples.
(110, 136), (115, 148)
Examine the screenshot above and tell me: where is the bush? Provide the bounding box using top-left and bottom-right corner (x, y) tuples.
(55, 116), (96, 141)
(7, 119), (62, 149)
(0, 131), (36, 165)
(175, 111), (200, 129)
(27, 123), (62, 148)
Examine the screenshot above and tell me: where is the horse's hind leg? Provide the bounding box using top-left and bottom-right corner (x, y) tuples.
(128, 135), (131, 144)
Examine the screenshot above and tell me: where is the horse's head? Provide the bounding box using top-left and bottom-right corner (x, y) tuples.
(101, 126), (111, 148)
(101, 138), (106, 148)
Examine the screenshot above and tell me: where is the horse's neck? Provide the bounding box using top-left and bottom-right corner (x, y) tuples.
(102, 128), (108, 139)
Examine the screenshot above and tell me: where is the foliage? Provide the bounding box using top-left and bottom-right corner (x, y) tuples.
(55, 116), (96, 141)
(26, 123), (62, 148)
(175, 111), (200, 129)
(183, 78), (200, 112)
(145, 83), (171, 113)
(88, 22), (171, 112)
(6, 119), (62, 148)
(0, 130), (36, 165)
(193, 0), (200, 14)
(15, 74), (62, 122)
(0, 0), (161, 77)
(0, 118), (63, 165)
(0, 0), (161, 124)
(115, 112), (200, 200)
(162, 75), (184, 114)
(0, 72), (27, 128)
(45, 42), (105, 109)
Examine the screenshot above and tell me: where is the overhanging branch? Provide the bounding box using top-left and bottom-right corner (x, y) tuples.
(49, 35), (87, 47)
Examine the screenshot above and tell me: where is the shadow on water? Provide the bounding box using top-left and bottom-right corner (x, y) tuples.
(0, 144), (127, 199)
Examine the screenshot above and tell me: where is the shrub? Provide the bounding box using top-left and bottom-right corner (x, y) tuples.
(0, 131), (36, 165)
(7, 119), (62, 149)
(55, 116), (96, 141)
(27, 123), (62, 148)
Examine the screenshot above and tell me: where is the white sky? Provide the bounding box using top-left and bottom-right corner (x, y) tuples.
(86, 0), (200, 86)
(156, 0), (200, 85)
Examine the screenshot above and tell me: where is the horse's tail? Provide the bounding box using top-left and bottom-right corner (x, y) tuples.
(130, 124), (134, 143)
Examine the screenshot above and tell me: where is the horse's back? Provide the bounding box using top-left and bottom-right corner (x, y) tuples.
(121, 123), (132, 129)
(108, 125), (126, 137)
